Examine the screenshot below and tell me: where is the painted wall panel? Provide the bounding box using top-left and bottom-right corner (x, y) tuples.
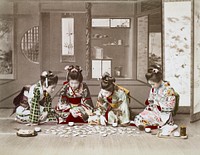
(164, 1), (191, 106)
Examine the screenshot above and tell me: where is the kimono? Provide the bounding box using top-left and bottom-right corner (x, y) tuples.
(134, 81), (176, 127)
(15, 81), (55, 124)
(55, 81), (93, 124)
(89, 88), (130, 125)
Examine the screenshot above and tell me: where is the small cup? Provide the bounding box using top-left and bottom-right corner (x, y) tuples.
(145, 128), (151, 133)
(68, 122), (74, 126)
(34, 127), (41, 132)
(112, 122), (118, 127)
(180, 126), (187, 136)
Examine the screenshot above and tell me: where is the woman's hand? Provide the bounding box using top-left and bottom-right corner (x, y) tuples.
(58, 102), (69, 110)
(70, 109), (80, 118)
(58, 103), (68, 110)
(96, 101), (103, 108)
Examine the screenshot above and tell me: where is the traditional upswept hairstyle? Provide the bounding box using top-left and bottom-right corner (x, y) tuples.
(101, 72), (116, 92)
(40, 71), (58, 87)
(145, 64), (163, 83)
(65, 65), (83, 83)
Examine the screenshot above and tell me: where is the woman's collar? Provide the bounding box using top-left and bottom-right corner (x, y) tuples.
(155, 80), (164, 90)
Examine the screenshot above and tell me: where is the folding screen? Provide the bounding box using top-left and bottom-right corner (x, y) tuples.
(163, 1), (191, 107)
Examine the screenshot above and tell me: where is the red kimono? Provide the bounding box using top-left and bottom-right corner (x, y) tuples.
(55, 81), (93, 124)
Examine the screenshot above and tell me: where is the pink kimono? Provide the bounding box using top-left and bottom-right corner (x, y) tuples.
(134, 81), (176, 127)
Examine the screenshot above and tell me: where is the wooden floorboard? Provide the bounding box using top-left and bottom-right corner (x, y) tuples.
(0, 109), (200, 155)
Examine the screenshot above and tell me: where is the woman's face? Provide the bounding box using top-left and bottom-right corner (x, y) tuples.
(44, 84), (56, 94)
(100, 89), (112, 97)
(148, 80), (162, 89)
(69, 80), (80, 90)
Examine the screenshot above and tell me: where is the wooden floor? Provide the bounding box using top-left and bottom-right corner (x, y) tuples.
(0, 109), (200, 155)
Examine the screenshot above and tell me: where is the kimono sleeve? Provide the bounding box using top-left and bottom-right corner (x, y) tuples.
(29, 87), (41, 123)
(30, 87), (40, 105)
(147, 88), (154, 104)
(81, 83), (94, 109)
(97, 92), (104, 105)
(57, 84), (68, 105)
(96, 92), (108, 111)
(43, 94), (52, 113)
(118, 90), (130, 113)
(159, 86), (176, 112)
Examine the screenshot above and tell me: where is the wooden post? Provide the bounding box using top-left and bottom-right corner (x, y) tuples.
(85, 3), (92, 79)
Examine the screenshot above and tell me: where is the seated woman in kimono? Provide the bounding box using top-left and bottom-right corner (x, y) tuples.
(55, 65), (94, 124)
(88, 73), (130, 126)
(134, 64), (177, 132)
(15, 71), (58, 125)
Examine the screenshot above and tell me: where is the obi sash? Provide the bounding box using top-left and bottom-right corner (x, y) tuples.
(62, 95), (82, 105)
(108, 100), (123, 109)
(106, 94), (122, 109)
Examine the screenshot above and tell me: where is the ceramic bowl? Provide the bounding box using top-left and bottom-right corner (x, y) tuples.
(34, 127), (41, 132)
(112, 122), (118, 127)
(68, 122), (74, 126)
(145, 128), (151, 133)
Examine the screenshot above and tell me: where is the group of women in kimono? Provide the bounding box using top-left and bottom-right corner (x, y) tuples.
(14, 64), (177, 131)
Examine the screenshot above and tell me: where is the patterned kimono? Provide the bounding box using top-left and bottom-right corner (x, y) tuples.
(134, 81), (176, 127)
(89, 89), (130, 125)
(16, 81), (55, 124)
(55, 81), (93, 124)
